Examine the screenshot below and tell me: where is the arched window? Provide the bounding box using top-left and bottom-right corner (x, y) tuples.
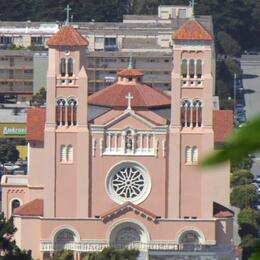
(192, 146), (198, 163)
(67, 98), (77, 126)
(56, 98), (66, 126)
(67, 145), (73, 162)
(60, 145), (67, 162)
(67, 58), (74, 77)
(181, 100), (191, 127)
(181, 59), (188, 78)
(54, 229), (76, 251)
(60, 58), (66, 77)
(192, 100), (202, 127)
(185, 146), (192, 163)
(11, 199), (21, 213)
(189, 59), (195, 78)
(179, 230), (200, 251)
(196, 59), (202, 78)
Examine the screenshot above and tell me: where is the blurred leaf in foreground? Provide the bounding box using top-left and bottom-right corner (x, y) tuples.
(203, 117), (260, 166)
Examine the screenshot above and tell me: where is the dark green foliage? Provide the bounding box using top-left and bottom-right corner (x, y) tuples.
(217, 31), (242, 57)
(0, 212), (31, 259)
(31, 87), (46, 106)
(82, 247), (139, 260)
(52, 249), (73, 260)
(249, 240), (260, 260)
(230, 184), (259, 209)
(0, 140), (19, 164)
(230, 169), (254, 188)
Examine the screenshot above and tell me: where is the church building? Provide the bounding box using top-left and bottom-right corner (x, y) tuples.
(1, 18), (234, 260)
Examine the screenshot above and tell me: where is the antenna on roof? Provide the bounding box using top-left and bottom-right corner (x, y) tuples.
(64, 4), (72, 25)
(189, 0), (195, 18)
(128, 53), (133, 69)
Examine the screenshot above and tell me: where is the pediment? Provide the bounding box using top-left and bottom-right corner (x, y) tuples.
(100, 202), (159, 223)
(105, 111), (155, 130)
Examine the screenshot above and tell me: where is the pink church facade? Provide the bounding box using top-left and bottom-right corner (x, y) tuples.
(1, 21), (234, 260)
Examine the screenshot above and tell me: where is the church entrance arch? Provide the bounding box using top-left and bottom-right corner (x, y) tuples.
(109, 221), (149, 250)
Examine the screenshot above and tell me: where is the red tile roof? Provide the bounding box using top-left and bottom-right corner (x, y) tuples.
(117, 69), (144, 77)
(27, 107), (45, 142)
(213, 202), (234, 218)
(173, 19), (213, 41)
(47, 26), (88, 47)
(100, 202), (158, 222)
(13, 199), (43, 217)
(213, 110), (233, 143)
(88, 83), (171, 108)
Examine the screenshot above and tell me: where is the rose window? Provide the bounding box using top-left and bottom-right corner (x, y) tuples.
(107, 162), (151, 204)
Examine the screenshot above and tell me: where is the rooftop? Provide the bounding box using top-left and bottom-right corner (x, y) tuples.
(48, 26), (88, 47)
(14, 198), (43, 216)
(173, 19), (213, 41)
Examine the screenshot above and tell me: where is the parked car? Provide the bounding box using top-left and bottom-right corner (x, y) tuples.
(256, 175), (260, 183)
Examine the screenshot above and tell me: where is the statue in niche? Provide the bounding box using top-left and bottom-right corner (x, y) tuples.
(125, 130), (133, 152)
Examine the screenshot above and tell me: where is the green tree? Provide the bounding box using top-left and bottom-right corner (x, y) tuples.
(203, 117), (260, 166)
(217, 31), (242, 57)
(0, 212), (31, 259)
(31, 87), (46, 106)
(230, 184), (259, 209)
(0, 140), (19, 164)
(231, 169), (254, 188)
(82, 247), (139, 260)
(52, 249), (73, 260)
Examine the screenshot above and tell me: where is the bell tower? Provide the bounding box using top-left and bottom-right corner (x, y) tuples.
(44, 25), (90, 217)
(168, 19), (215, 218)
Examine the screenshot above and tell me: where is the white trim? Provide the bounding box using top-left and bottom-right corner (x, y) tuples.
(51, 225), (80, 243)
(176, 226), (206, 245)
(107, 218), (150, 245)
(105, 160), (151, 205)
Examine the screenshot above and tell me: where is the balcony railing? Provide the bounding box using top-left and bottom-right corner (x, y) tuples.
(40, 241), (230, 253)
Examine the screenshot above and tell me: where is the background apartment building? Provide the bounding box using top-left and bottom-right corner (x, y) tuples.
(0, 5), (214, 97)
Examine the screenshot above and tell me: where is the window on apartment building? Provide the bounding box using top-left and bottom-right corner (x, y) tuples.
(164, 59), (170, 63)
(104, 37), (117, 51)
(95, 37), (103, 43)
(24, 70), (33, 74)
(31, 36), (43, 45)
(0, 36), (12, 45)
(179, 9), (187, 18)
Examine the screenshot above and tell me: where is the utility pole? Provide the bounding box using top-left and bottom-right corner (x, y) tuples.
(234, 73), (237, 118)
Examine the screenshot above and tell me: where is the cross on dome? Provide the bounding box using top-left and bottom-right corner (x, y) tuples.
(125, 92), (133, 110)
(65, 4), (72, 25)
